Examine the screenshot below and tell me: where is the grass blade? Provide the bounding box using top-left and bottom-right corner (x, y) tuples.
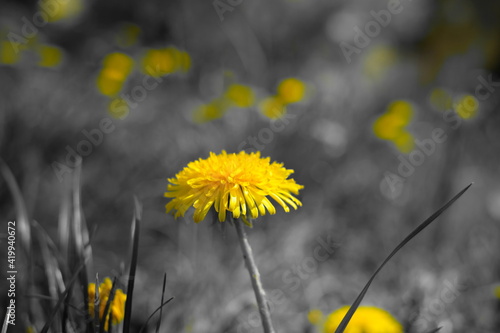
(138, 297), (174, 333)
(123, 197), (142, 333)
(334, 183), (472, 333)
(155, 273), (167, 333)
(424, 327), (442, 333)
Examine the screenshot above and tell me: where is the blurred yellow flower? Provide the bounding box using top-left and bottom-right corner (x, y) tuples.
(37, 45), (63, 67)
(393, 131), (415, 153)
(224, 84), (254, 107)
(277, 78), (306, 104)
(0, 41), (21, 65)
(141, 47), (191, 77)
(116, 23), (141, 48)
(373, 100), (414, 152)
(96, 52), (134, 96)
(165, 151), (303, 223)
(260, 96), (287, 119)
(429, 87), (453, 111)
(40, 0), (84, 22)
(323, 306), (402, 333)
(193, 99), (229, 123)
(108, 97), (130, 119)
(364, 45), (398, 79)
(88, 278), (127, 332)
(454, 94), (479, 119)
(307, 309), (324, 325)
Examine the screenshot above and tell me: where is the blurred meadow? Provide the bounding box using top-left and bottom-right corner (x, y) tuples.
(1, 0), (500, 332)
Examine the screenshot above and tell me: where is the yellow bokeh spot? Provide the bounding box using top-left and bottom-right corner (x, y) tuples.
(108, 98), (130, 119)
(277, 78), (306, 104)
(0, 41), (21, 64)
(193, 100), (228, 123)
(430, 87), (453, 111)
(116, 23), (141, 48)
(224, 84), (254, 107)
(364, 45), (398, 79)
(96, 52), (134, 96)
(308, 309), (324, 325)
(373, 100), (415, 153)
(323, 306), (402, 333)
(141, 47), (190, 77)
(260, 96), (287, 119)
(393, 131), (415, 153)
(37, 45), (63, 67)
(454, 94), (479, 119)
(40, 0), (84, 22)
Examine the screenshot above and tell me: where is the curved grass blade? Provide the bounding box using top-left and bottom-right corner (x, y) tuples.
(138, 297), (174, 333)
(334, 183), (472, 333)
(424, 327), (442, 333)
(155, 273), (167, 333)
(123, 197), (142, 333)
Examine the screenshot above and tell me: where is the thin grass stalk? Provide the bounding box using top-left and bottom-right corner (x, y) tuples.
(334, 183), (472, 333)
(233, 218), (275, 333)
(155, 273), (167, 333)
(99, 278), (117, 333)
(123, 197), (142, 333)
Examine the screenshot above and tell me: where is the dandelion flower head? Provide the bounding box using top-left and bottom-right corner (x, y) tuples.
(165, 151), (303, 223)
(323, 306), (403, 333)
(88, 278), (127, 332)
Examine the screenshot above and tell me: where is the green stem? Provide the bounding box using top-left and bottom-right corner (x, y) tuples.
(233, 218), (276, 333)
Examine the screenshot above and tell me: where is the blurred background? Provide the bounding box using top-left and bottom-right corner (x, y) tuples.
(1, 0), (500, 331)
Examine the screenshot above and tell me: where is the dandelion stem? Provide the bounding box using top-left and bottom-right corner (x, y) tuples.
(233, 218), (276, 333)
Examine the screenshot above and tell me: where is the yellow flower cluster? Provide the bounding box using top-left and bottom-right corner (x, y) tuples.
(429, 88), (479, 119)
(140, 47), (191, 77)
(96, 52), (135, 97)
(260, 78), (306, 119)
(165, 151), (303, 223)
(88, 277), (127, 332)
(373, 100), (414, 153)
(321, 306), (403, 333)
(0, 38), (64, 68)
(193, 83), (255, 123)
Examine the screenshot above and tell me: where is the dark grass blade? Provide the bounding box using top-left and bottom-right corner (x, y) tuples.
(155, 273), (168, 333)
(40, 260), (88, 333)
(1, 309), (10, 333)
(334, 183), (472, 333)
(138, 297), (174, 333)
(123, 197), (142, 333)
(99, 277), (118, 333)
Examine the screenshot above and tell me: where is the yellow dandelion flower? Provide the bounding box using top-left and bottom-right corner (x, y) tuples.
(323, 306), (403, 333)
(165, 151), (303, 223)
(96, 52), (134, 96)
(429, 88), (453, 111)
(224, 84), (254, 107)
(373, 100), (414, 152)
(277, 78), (306, 104)
(454, 94), (479, 119)
(37, 44), (64, 67)
(141, 47), (186, 77)
(88, 278), (127, 332)
(260, 96), (287, 119)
